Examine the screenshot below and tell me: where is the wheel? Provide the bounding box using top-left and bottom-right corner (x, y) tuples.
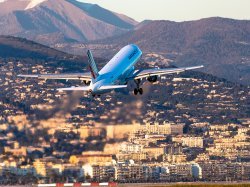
(134, 88), (138, 95)
(138, 88), (143, 95)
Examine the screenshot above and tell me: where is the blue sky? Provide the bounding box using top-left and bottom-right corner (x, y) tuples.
(80, 0), (250, 22)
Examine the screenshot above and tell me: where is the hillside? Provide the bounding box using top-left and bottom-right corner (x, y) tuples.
(0, 0), (137, 45)
(77, 17), (250, 85)
(1, 1), (249, 85)
(0, 36), (249, 126)
(0, 35), (69, 59)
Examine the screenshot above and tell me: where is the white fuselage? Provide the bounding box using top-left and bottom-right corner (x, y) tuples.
(90, 44), (142, 94)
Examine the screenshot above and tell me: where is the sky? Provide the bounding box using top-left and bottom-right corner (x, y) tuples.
(79, 0), (250, 22)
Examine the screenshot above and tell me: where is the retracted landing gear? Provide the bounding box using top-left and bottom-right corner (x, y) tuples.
(133, 79), (143, 95)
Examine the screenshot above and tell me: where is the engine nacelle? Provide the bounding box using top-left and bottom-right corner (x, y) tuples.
(147, 75), (158, 83)
(84, 80), (91, 86)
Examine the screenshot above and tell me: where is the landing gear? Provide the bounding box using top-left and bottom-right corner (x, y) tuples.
(133, 88), (143, 95)
(133, 79), (143, 95)
(138, 88), (143, 95)
(134, 88), (138, 95)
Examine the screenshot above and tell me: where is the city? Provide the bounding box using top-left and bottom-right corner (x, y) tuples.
(0, 51), (249, 185)
(0, 0), (250, 186)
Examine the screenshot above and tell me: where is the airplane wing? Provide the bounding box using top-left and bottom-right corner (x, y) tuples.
(99, 85), (127, 90)
(18, 72), (92, 81)
(128, 65), (204, 80)
(57, 86), (90, 91)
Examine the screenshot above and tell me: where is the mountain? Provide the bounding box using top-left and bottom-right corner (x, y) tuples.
(1, 1), (249, 85)
(0, 0), (137, 45)
(0, 35), (68, 59)
(0, 35), (100, 72)
(65, 0), (137, 29)
(88, 17), (250, 85)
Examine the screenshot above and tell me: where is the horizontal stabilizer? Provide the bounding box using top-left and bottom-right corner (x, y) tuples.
(18, 73), (92, 81)
(99, 85), (127, 90)
(57, 86), (90, 92)
(18, 74), (39, 78)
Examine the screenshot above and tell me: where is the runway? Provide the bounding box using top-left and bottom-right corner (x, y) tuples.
(34, 182), (250, 187)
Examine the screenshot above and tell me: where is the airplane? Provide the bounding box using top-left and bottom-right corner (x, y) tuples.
(18, 44), (203, 96)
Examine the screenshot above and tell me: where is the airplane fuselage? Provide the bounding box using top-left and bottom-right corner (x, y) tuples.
(90, 44), (142, 94)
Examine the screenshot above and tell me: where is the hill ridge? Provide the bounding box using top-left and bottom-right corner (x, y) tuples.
(0, 0), (137, 44)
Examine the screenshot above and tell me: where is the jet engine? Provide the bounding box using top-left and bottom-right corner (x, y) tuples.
(84, 80), (91, 86)
(147, 75), (158, 83)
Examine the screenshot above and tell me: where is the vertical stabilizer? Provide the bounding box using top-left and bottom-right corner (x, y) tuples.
(87, 50), (99, 79)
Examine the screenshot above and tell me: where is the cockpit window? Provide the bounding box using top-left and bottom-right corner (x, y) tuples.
(128, 49), (138, 60)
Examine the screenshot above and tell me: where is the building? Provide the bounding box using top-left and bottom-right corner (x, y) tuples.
(78, 126), (106, 139)
(140, 122), (171, 135)
(120, 143), (143, 153)
(4, 146), (27, 156)
(92, 165), (116, 182)
(164, 143), (183, 154)
(143, 146), (165, 160)
(191, 163), (202, 179)
(117, 152), (146, 162)
(163, 154), (187, 163)
(168, 164), (192, 181)
(170, 124), (184, 135)
(70, 152), (113, 165)
(199, 162), (227, 181)
(33, 159), (47, 177)
(115, 161), (146, 182)
(182, 137), (204, 148)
